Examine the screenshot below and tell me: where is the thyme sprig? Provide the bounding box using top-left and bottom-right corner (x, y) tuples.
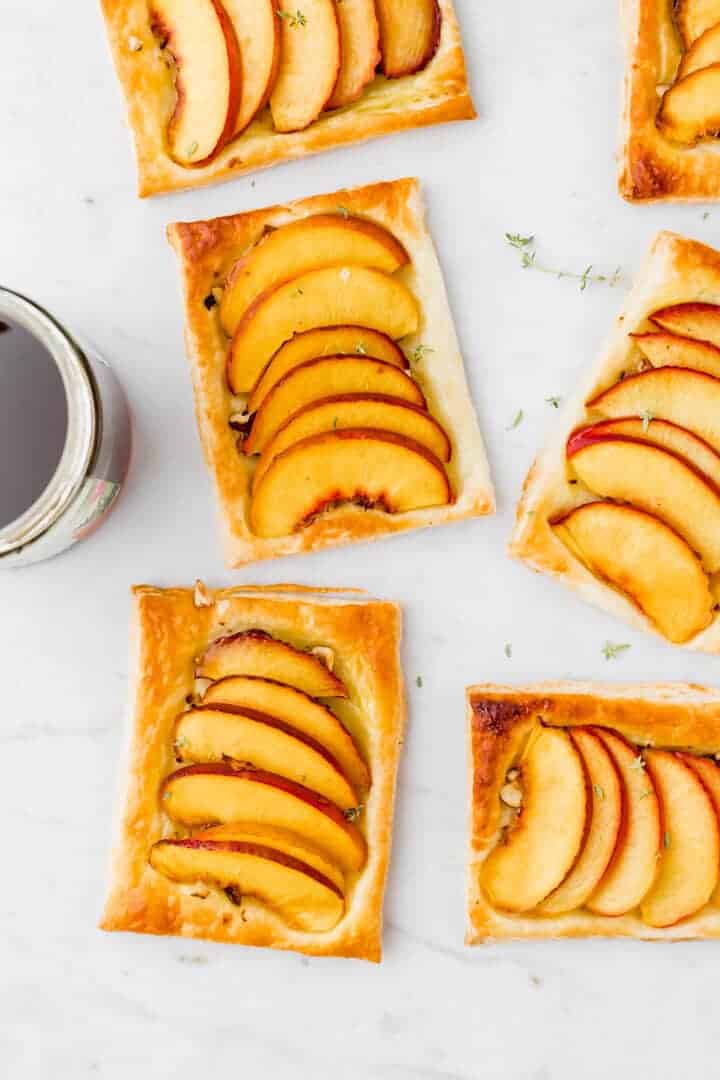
(277, 7), (307, 26)
(505, 234), (622, 292)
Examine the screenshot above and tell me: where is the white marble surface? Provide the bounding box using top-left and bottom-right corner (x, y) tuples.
(5, 1), (720, 1076)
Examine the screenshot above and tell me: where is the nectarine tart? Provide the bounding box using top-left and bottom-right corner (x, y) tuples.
(620, 0), (720, 199)
(99, 0), (474, 197)
(168, 178), (494, 566)
(468, 682), (720, 941)
(100, 583), (405, 961)
(511, 230), (720, 652)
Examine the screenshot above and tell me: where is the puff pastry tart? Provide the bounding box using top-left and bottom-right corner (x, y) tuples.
(100, 583), (405, 961)
(99, 0), (474, 197)
(620, 0), (720, 199)
(511, 230), (720, 652)
(167, 177), (494, 567)
(468, 681), (720, 942)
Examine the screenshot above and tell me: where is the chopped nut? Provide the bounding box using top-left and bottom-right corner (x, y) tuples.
(311, 645), (335, 671)
(506, 768), (519, 782)
(193, 579), (213, 608)
(229, 410), (252, 427)
(193, 677), (212, 699)
(500, 783), (522, 809)
(339, 267), (351, 282)
(128, 34), (143, 51)
(190, 887), (210, 900)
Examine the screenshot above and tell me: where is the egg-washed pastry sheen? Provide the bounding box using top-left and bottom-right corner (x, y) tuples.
(167, 178), (494, 567)
(511, 230), (720, 653)
(467, 682), (720, 942)
(100, 583), (406, 962)
(99, 0), (474, 197)
(620, 0), (720, 200)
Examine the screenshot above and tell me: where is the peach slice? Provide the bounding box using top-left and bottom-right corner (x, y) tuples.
(244, 357), (425, 455)
(199, 823), (344, 889)
(248, 326), (408, 413)
(252, 394), (452, 490)
(640, 751), (719, 927)
(678, 22), (720, 78)
(150, 0), (242, 166)
(250, 428), (451, 537)
(674, 0), (720, 47)
(631, 331), (720, 379)
(327, 0), (381, 108)
(220, 218), (409, 337)
(570, 418), (720, 490)
(227, 265), (420, 393)
(650, 302), (720, 348)
(197, 629), (348, 698)
(586, 732), (661, 916)
(223, 0), (280, 137)
(537, 728), (623, 916)
(203, 676), (368, 792)
(552, 502), (714, 644)
(681, 755), (720, 903)
(150, 836), (344, 931)
(566, 434), (720, 572)
(376, 0), (442, 78)
(588, 366), (720, 454)
(480, 727), (588, 913)
(270, 0), (340, 132)
(161, 764), (366, 871)
(658, 65), (720, 145)
(174, 705), (358, 809)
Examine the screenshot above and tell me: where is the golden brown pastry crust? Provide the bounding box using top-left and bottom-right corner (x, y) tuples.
(467, 680), (720, 943)
(167, 177), (494, 567)
(99, 0), (475, 197)
(510, 230), (720, 653)
(619, 0), (720, 201)
(100, 583), (405, 962)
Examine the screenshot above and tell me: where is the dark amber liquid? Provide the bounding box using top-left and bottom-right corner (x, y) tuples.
(0, 320), (68, 529)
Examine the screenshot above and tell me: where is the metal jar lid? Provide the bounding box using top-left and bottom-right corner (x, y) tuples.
(0, 287), (96, 556)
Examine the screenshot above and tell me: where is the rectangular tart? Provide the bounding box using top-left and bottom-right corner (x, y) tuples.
(468, 681), (720, 942)
(167, 177), (494, 567)
(101, 583), (405, 961)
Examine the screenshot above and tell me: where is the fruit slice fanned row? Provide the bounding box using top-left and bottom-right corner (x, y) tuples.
(553, 300), (720, 643)
(150, 629), (370, 932)
(656, 0), (720, 145)
(150, 0), (443, 166)
(482, 724), (720, 927)
(217, 210), (454, 538)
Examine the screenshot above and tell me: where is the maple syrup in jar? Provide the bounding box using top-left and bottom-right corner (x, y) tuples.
(0, 288), (131, 566)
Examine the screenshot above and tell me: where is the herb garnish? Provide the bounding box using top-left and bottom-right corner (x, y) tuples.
(593, 784), (605, 800)
(506, 409), (524, 430)
(187, 141), (198, 158)
(546, 396), (562, 408)
(416, 675), (423, 688)
(602, 641), (631, 660)
(355, 343), (367, 354)
(505, 234), (622, 292)
(504, 643), (512, 658)
(344, 806), (363, 822)
(640, 408), (654, 432)
(664, 831), (671, 849)
(409, 344), (433, 364)
(336, 204), (350, 219)
(630, 755), (646, 772)
(277, 8), (307, 26)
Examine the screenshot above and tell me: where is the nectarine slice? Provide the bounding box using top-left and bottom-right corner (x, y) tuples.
(570, 418), (720, 490)
(567, 434), (720, 572)
(250, 428), (452, 537)
(270, 0), (340, 132)
(248, 326), (408, 413)
(631, 330), (720, 379)
(376, 0), (442, 77)
(480, 728), (588, 913)
(220, 218), (409, 336)
(252, 394), (451, 490)
(552, 502), (714, 643)
(199, 823), (344, 889)
(327, 0), (381, 108)
(650, 302), (720, 348)
(674, 0), (720, 47)
(586, 731), (661, 916)
(640, 751), (719, 927)
(150, 0), (242, 166)
(681, 755), (720, 903)
(150, 836), (344, 931)
(161, 764), (366, 871)
(244, 357), (426, 455)
(678, 22), (720, 78)
(588, 366), (720, 454)
(197, 629), (348, 697)
(203, 675), (370, 793)
(538, 728), (623, 916)
(227, 265), (420, 393)
(658, 65), (720, 145)
(174, 705), (358, 809)
(223, 0), (280, 136)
